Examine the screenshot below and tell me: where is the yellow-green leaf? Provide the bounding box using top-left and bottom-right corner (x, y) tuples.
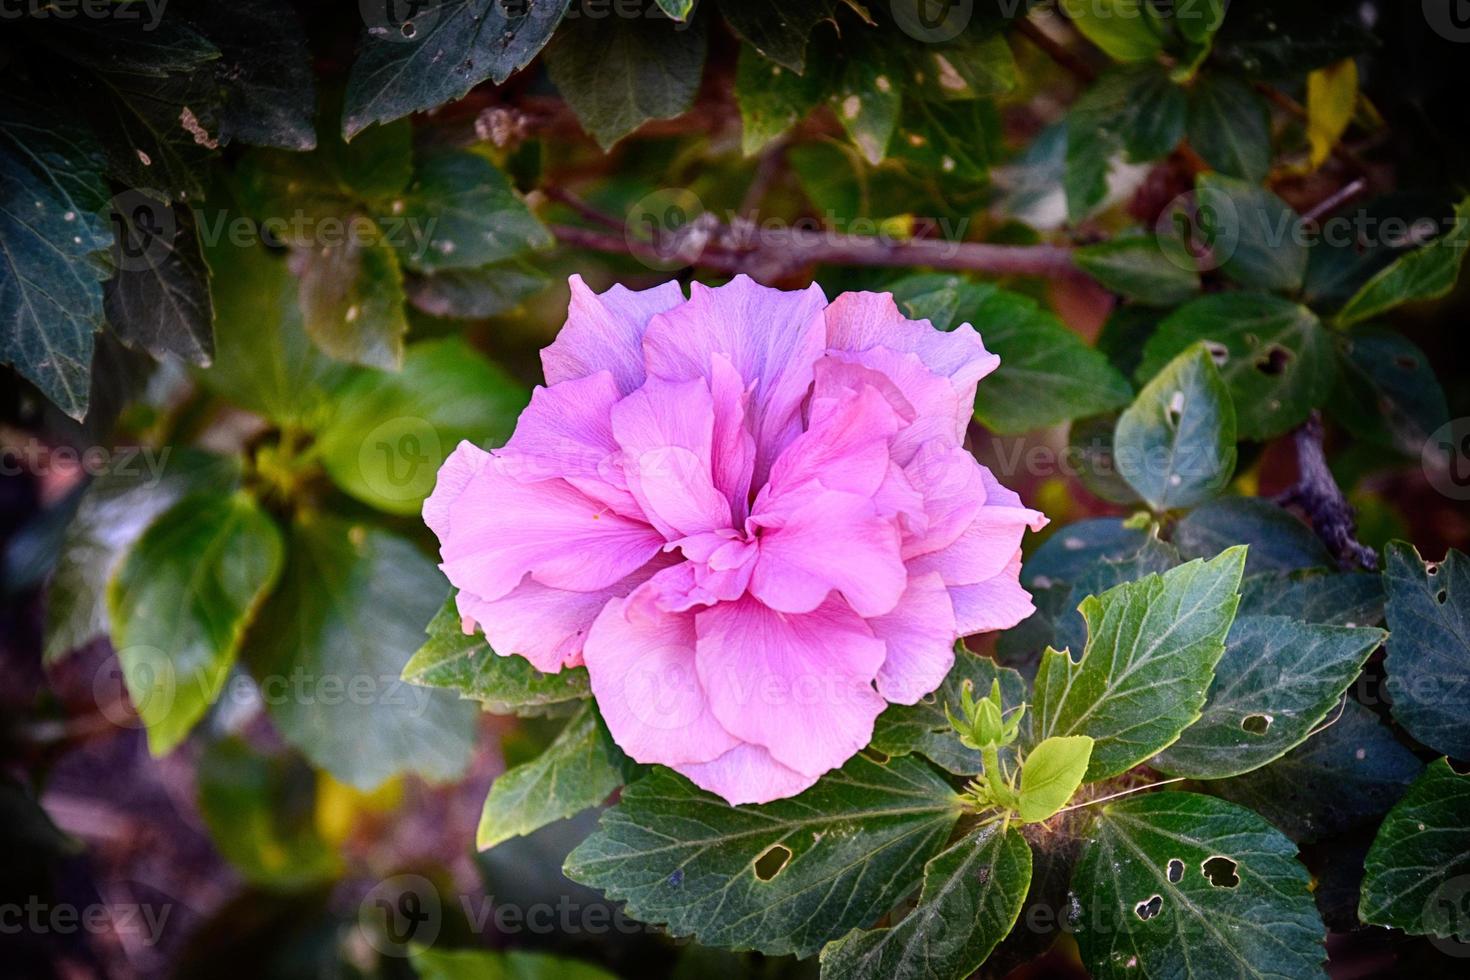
(1306, 59), (1358, 169)
(1018, 735), (1095, 824)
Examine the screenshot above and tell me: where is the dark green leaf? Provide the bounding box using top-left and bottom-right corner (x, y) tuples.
(1075, 236), (1200, 306)
(563, 755), (962, 957)
(1072, 791), (1325, 980)
(1065, 65), (1186, 220)
(1327, 329), (1449, 457)
(735, 43), (833, 156)
(1186, 74), (1271, 183)
(478, 703), (630, 851)
(817, 824), (1031, 980)
(313, 336), (527, 515)
(545, 8), (708, 150)
(45, 450), (242, 663)
(889, 98), (1000, 184)
(1138, 292), (1334, 440)
(402, 594), (592, 717)
(832, 41), (900, 165)
(405, 261), (550, 320)
(1174, 496), (1332, 574)
(1022, 518), (1150, 589)
(1335, 196), (1470, 327)
(1207, 699), (1421, 843)
(343, 0), (573, 139)
(1382, 542), (1470, 759)
(1114, 343), (1237, 511)
(1068, 414), (1142, 506)
(1033, 548), (1245, 781)
(392, 150), (553, 272)
(244, 515), (477, 788)
(1238, 569), (1383, 626)
(718, 0), (836, 73)
(1195, 173), (1308, 293)
(104, 199), (214, 365)
(293, 224), (408, 370)
(108, 492), (284, 755)
(1359, 758), (1470, 942)
(1152, 615), (1383, 779)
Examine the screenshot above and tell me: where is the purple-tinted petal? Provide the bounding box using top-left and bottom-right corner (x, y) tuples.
(541, 275), (686, 394)
(947, 554), (1036, 635)
(823, 291), (999, 403)
(908, 465), (1046, 587)
(675, 742), (820, 805)
(695, 596), (886, 778)
(900, 441), (987, 559)
(870, 571), (958, 705)
(814, 348), (961, 465)
(611, 377), (732, 539)
(764, 381), (899, 500)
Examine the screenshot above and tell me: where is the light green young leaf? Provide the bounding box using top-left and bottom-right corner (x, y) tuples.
(1072, 791), (1326, 980)
(1032, 547), (1246, 781)
(1359, 758), (1470, 942)
(563, 755), (963, 957)
(1115, 342), (1238, 511)
(818, 823), (1031, 980)
(1017, 735), (1094, 824)
(108, 492), (284, 755)
(1061, 0), (1165, 62)
(1336, 196), (1470, 326)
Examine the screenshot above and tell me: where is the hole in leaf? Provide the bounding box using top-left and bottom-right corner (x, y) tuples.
(1166, 858), (1185, 883)
(1134, 894), (1164, 920)
(1437, 588), (1448, 604)
(1204, 340), (1229, 366)
(1241, 713), (1273, 735)
(1448, 758), (1470, 776)
(401, 20), (417, 38)
(755, 844), (792, 881)
(1254, 345), (1292, 376)
(1427, 563), (1440, 576)
(1201, 856), (1240, 888)
(1394, 355), (1418, 371)
(862, 747), (891, 764)
(1167, 390), (1185, 426)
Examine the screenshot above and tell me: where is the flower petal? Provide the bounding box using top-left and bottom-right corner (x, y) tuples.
(611, 377), (732, 539)
(823, 291), (999, 402)
(675, 742), (820, 806)
(815, 348), (962, 464)
(908, 464), (1046, 587)
(765, 380), (899, 500)
(870, 571), (958, 705)
(947, 554), (1037, 635)
(584, 594), (739, 766)
(901, 441), (988, 560)
(695, 596), (886, 778)
(642, 275), (827, 482)
(429, 441), (664, 601)
(541, 275), (686, 394)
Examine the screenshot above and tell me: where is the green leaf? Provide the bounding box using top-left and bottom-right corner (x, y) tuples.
(817, 824), (1031, 980)
(1022, 518), (1151, 589)
(313, 336), (527, 515)
(736, 43), (833, 156)
(1359, 758), (1470, 942)
(889, 98), (1001, 184)
(1114, 343), (1238, 511)
(244, 515), (477, 789)
(718, 0), (836, 73)
(1207, 699), (1421, 843)
(1187, 74), (1271, 183)
(832, 42), (900, 165)
(45, 450), (242, 663)
(1061, 0), (1165, 62)
(1238, 569), (1383, 626)
(196, 736), (341, 889)
(1072, 791), (1325, 980)
(545, 9), (708, 150)
(1138, 292), (1335, 440)
(563, 755), (963, 957)
(1327, 328), (1449, 457)
(958, 285), (1133, 434)
(1152, 615), (1383, 779)
(1176, 0), (1226, 45)
(1174, 497), (1332, 574)
(0, 101), (112, 420)
(1075, 236), (1200, 306)
(104, 200), (214, 366)
(1032, 547), (1246, 781)
(903, 30), (1017, 102)
(342, 0), (573, 139)
(294, 222), (409, 370)
(402, 595), (592, 717)
(108, 492), (284, 755)
(1018, 735), (1094, 824)
(870, 646), (1027, 775)
(1065, 65), (1186, 220)
(1382, 542), (1470, 759)
(655, 0), (695, 20)
(404, 261), (550, 320)
(478, 703), (629, 851)
(392, 150), (552, 272)
(409, 945), (618, 980)
(1069, 413), (1142, 506)
(1335, 196), (1470, 327)
(1195, 173), (1309, 293)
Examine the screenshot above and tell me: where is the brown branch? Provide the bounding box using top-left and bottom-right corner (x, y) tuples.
(1275, 411), (1378, 570)
(1014, 15), (1097, 84)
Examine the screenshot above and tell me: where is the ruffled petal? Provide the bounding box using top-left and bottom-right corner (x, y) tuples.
(900, 441), (988, 560)
(541, 275), (686, 394)
(611, 377), (732, 539)
(695, 595), (886, 778)
(765, 381), (899, 500)
(908, 464), (1046, 587)
(642, 275), (827, 483)
(429, 441), (665, 602)
(814, 348), (962, 464)
(583, 594), (740, 766)
(675, 742), (820, 805)
(947, 554), (1037, 635)
(870, 571), (958, 705)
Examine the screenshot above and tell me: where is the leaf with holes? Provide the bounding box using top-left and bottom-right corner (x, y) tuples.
(1382, 542), (1470, 759)
(818, 824), (1031, 980)
(108, 492), (284, 756)
(1032, 547), (1246, 782)
(403, 595), (592, 717)
(1359, 758), (1470, 943)
(563, 755), (963, 957)
(1139, 293), (1335, 440)
(478, 703), (632, 851)
(1335, 196), (1470, 327)
(1115, 343), (1237, 511)
(1152, 615), (1383, 779)
(1328, 329), (1449, 457)
(1072, 791), (1326, 980)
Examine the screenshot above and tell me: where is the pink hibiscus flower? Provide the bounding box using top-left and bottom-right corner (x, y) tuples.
(424, 275), (1046, 804)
